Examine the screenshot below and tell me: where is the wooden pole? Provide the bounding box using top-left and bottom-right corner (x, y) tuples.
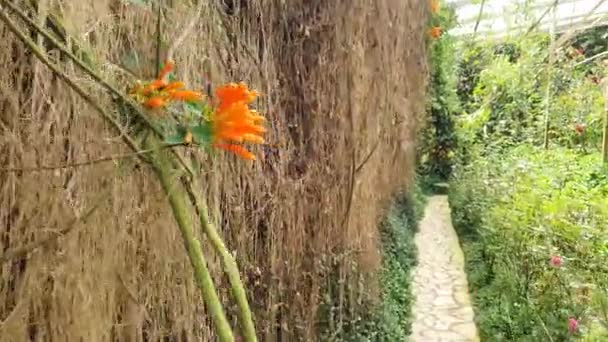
(473, 0), (487, 36)
(543, 4), (557, 150)
(602, 78), (608, 164)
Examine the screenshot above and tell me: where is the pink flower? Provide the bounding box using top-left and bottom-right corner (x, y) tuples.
(550, 255), (563, 267)
(568, 317), (578, 334)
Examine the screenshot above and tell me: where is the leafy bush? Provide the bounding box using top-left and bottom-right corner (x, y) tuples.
(455, 34), (606, 151)
(450, 146), (608, 341)
(571, 25), (608, 59)
(419, 10), (460, 182)
(445, 16), (608, 342)
(456, 41), (491, 112)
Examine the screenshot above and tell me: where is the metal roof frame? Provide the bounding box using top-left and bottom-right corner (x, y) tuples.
(447, 0), (608, 37)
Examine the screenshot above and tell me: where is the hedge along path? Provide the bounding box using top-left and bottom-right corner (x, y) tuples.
(409, 196), (479, 342)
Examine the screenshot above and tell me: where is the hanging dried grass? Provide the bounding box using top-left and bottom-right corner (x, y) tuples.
(0, 0), (428, 340)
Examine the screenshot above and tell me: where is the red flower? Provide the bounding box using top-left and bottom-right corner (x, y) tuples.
(574, 124), (586, 135)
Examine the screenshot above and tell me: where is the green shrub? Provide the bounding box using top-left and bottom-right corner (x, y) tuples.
(450, 146), (608, 341)
(446, 20), (608, 342)
(418, 2), (459, 182)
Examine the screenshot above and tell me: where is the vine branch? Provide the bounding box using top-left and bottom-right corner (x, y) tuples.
(147, 139), (234, 342)
(184, 179), (258, 342)
(0, 143), (184, 173)
(0, 189), (111, 263)
(166, 2), (202, 62)
(0, 0), (195, 178)
(0, 5), (142, 155)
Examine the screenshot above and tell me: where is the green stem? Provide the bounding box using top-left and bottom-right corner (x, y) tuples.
(543, 4), (557, 150)
(185, 180), (258, 342)
(147, 140), (234, 342)
(602, 83), (608, 165)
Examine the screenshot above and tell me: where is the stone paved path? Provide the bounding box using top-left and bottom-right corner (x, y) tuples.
(409, 196), (479, 342)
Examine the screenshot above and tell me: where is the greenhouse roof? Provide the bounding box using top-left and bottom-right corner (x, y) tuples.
(448, 0), (608, 37)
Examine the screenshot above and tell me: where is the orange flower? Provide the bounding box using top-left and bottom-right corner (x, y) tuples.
(429, 0), (440, 14)
(213, 102), (266, 142)
(242, 134), (265, 144)
(215, 82), (259, 111)
(141, 62), (175, 94)
(428, 26), (442, 39)
(143, 96), (166, 109)
(130, 61), (205, 111)
(142, 79), (167, 95)
(158, 61), (175, 81)
(211, 83), (265, 160)
(163, 81), (186, 92)
(168, 90), (205, 102)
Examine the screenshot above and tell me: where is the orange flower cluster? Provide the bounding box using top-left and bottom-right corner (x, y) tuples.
(130, 61), (204, 110)
(211, 83), (266, 160)
(428, 26), (443, 39)
(429, 0), (440, 14)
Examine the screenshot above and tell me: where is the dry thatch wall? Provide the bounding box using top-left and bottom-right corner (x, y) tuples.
(0, 0), (428, 340)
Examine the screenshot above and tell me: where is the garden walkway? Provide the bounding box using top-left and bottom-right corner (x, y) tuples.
(409, 196), (479, 341)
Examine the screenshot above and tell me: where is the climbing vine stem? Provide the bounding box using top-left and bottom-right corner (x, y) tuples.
(185, 179), (258, 342)
(146, 138), (234, 341)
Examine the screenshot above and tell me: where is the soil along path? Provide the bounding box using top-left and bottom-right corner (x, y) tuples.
(409, 196), (479, 341)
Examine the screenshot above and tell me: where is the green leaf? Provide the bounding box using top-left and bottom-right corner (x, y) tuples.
(189, 122), (212, 145)
(185, 101), (200, 113)
(168, 72), (177, 82)
(164, 125), (188, 145)
(164, 133), (185, 145)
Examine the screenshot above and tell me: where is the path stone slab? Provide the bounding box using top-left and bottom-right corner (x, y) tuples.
(409, 196), (480, 342)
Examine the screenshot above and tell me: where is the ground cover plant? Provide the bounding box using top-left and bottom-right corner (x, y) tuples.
(317, 182), (426, 341)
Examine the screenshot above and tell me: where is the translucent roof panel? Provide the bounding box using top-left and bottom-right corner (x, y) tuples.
(447, 0), (608, 37)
